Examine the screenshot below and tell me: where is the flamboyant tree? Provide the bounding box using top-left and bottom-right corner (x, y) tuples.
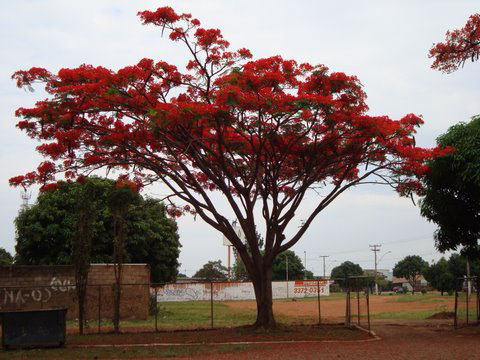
(11, 7), (447, 328)
(429, 13), (480, 73)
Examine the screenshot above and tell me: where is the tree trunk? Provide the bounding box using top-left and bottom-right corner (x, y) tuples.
(76, 275), (88, 334)
(251, 265), (276, 329)
(113, 278), (121, 333)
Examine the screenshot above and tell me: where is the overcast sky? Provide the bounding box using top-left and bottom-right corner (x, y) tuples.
(1, 1), (479, 277)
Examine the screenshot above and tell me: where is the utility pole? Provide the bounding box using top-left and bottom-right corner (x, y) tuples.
(319, 255), (329, 279)
(304, 251), (307, 280)
(370, 245), (381, 295)
(20, 190), (31, 211)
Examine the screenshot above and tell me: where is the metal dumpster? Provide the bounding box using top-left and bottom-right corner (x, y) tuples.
(1, 308), (67, 350)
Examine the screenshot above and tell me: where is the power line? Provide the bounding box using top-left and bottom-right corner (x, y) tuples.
(308, 233), (433, 257)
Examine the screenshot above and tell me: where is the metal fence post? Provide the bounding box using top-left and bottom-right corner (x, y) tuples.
(454, 287), (458, 329)
(210, 282), (214, 329)
(345, 283), (351, 326)
(155, 286), (158, 332)
(466, 283), (469, 326)
(98, 285), (101, 334)
(356, 283), (360, 326)
(366, 285), (371, 332)
(477, 277), (480, 324)
(317, 279), (321, 325)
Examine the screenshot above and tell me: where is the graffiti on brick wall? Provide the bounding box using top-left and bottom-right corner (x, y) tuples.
(0, 277), (75, 307)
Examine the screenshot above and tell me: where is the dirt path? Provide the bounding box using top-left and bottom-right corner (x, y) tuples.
(193, 295), (475, 359)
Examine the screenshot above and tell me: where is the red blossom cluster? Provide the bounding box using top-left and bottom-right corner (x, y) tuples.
(11, 6), (445, 219)
(430, 13), (480, 73)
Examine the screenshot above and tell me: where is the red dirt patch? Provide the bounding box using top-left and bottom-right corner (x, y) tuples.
(67, 325), (370, 346)
(225, 294), (455, 320)
(427, 311), (455, 319)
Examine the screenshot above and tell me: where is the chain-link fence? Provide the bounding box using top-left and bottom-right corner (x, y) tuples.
(1, 280), (351, 333)
(343, 276), (371, 331)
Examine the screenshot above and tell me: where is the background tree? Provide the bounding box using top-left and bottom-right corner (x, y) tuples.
(424, 258), (455, 295)
(271, 250), (306, 281)
(0, 248), (13, 265)
(393, 255), (428, 294)
(448, 253), (480, 280)
(11, 6), (446, 328)
(430, 13), (480, 73)
(194, 260), (228, 281)
(420, 117), (480, 256)
(14, 177), (181, 283)
(331, 261), (363, 289)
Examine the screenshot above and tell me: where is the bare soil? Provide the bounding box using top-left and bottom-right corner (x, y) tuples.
(427, 311), (455, 319)
(184, 322), (480, 360)
(38, 295), (480, 359)
(67, 325), (369, 346)
(226, 294), (455, 321)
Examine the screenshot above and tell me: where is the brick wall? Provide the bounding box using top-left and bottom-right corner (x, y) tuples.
(0, 264), (150, 320)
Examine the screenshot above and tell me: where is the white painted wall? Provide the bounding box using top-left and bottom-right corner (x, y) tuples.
(154, 280), (330, 302)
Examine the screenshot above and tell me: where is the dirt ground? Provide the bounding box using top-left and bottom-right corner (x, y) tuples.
(226, 294), (456, 322)
(8, 295), (477, 359)
(195, 295), (478, 359)
(183, 321), (480, 360)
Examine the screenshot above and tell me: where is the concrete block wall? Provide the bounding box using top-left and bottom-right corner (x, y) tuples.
(0, 264), (150, 320)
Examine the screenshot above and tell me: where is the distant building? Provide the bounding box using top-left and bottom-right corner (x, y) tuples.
(392, 275), (428, 292)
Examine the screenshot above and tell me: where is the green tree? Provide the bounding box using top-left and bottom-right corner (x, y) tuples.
(194, 260), (228, 281)
(331, 261), (363, 279)
(14, 177), (181, 283)
(272, 250), (306, 281)
(448, 253), (480, 281)
(393, 255), (428, 294)
(331, 261), (364, 289)
(424, 258), (455, 295)
(0, 248), (13, 265)
(420, 117), (480, 256)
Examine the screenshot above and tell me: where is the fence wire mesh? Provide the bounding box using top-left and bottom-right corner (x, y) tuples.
(0, 280), (349, 333)
(344, 276), (371, 331)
